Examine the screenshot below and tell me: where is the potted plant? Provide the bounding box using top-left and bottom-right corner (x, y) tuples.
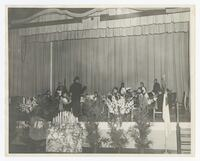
(107, 121), (128, 153)
(128, 106), (152, 153)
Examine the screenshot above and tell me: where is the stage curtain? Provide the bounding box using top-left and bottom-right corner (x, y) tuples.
(52, 32), (189, 100)
(9, 31), (189, 101)
(9, 34), (51, 97)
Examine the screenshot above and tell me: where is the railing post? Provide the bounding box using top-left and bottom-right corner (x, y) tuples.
(176, 102), (181, 154)
(50, 42), (53, 95)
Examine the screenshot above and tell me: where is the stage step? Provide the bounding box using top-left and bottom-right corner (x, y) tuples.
(180, 128), (191, 154)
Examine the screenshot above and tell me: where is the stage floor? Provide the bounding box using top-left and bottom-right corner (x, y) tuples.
(9, 121), (191, 153)
(8, 102), (191, 153)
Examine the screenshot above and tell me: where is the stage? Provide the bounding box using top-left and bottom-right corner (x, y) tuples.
(10, 118), (191, 153)
(80, 122), (190, 151)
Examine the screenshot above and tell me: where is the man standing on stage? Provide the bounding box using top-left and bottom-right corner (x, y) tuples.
(152, 78), (161, 95)
(69, 76), (86, 118)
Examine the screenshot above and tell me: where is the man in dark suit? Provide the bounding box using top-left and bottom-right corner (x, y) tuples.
(69, 76), (86, 118)
(152, 78), (161, 95)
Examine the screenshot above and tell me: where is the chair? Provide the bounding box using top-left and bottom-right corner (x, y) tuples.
(153, 105), (162, 122)
(153, 94), (163, 122)
(168, 92), (177, 109)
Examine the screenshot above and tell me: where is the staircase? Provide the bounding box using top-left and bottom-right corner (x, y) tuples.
(180, 128), (191, 154)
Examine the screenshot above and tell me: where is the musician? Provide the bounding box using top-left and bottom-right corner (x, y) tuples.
(69, 76), (86, 118)
(119, 82), (126, 96)
(59, 92), (71, 112)
(112, 87), (120, 100)
(161, 75), (167, 92)
(152, 78), (161, 95)
(55, 82), (63, 97)
(138, 82), (147, 95)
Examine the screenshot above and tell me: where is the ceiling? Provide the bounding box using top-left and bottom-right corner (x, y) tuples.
(8, 7), (189, 26)
(8, 8), (170, 22)
(8, 8), (94, 22)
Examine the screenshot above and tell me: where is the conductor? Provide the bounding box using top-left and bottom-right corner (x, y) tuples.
(69, 76), (86, 118)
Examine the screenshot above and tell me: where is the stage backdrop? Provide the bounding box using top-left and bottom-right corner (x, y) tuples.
(9, 32), (189, 101)
(8, 31), (51, 97)
(52, 33), (189, 100)
(9, 10), (190, 101)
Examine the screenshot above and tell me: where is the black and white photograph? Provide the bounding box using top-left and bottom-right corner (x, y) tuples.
(7, 7), (193, 155)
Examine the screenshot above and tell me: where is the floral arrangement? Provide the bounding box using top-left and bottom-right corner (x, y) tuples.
(46, 112), (83, 152)
(80, 94), (98, 103)
(17, 97), (38, 114)
(103, 95), (135, 115)
(36, 92), (59, 120)
(16, 121), (30, 128)
(52, 111), (79, 125)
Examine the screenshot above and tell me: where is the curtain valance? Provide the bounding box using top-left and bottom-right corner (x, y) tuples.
(20, 22), (188, 42)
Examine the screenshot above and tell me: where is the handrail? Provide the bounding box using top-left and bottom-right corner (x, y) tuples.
(176, 101), (181, 153)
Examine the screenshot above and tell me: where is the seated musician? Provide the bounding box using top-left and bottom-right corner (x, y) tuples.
(119, 82), (126, 96)
(112, 87), (120, 100)
(92, 91), (98, 101)
(62, 92), (71, 112)
(137, 82), (147, 95)
(55, 82), (64, 98)
(125, 88), (133, 100)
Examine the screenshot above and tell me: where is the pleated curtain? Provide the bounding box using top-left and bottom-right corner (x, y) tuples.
(9, 34), (51, 97)
(52, 32), (189, 100)
(9, 31), (189, 101)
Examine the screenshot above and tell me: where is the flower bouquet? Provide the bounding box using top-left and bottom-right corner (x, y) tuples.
(46, 112), (83, 152)
(17, 97), (38, 114)
(103, 95), (135, 115)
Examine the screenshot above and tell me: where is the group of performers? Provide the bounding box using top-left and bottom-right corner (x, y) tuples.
(55, 76), (87, 118)
(54, 75), (169, 119)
